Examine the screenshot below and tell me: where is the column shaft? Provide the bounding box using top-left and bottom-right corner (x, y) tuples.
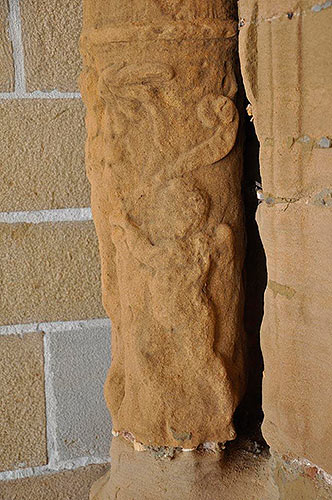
(81, 0), (245, 463)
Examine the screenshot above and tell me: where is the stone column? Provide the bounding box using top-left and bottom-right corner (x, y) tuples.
(80, 1), (246, 497)
(239, 0), (332, 474)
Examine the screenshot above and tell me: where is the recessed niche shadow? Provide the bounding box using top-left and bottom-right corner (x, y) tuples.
(234, 99), (267, 443)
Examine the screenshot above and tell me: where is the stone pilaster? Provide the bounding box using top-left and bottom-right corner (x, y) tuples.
(239, 0), (332, 475)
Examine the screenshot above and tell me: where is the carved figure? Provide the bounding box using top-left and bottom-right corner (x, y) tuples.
(81, 6), (245, 449)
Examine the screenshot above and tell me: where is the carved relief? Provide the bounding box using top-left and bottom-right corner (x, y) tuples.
(81, 11), (245, 449)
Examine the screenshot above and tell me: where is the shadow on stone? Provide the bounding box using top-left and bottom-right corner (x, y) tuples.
(90, 437), (278, 500)
(235, 100), (267, 441)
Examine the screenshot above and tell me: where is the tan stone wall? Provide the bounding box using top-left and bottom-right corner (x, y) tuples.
(239, 0), (332, 480)
(0, 0), (110, 490)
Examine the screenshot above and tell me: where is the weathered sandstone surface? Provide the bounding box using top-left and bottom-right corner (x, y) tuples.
(80, 0), (246, 453)
(239, 0), (332, 474)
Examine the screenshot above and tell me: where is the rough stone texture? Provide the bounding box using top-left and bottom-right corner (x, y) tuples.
(0, 99), (90, 212)
(239, 0), (332, 474)
(0, 221), (104, 325)
(80, 0), (246, 453)
(0, 464), (110, 500)
(0, 0), (14, 92)
(45, 323), (112, 462)
(0, 333), (47, 472)
(82, 0), (239, 28)
(90, 437), (278, 500)
(20, 0), (82, 92)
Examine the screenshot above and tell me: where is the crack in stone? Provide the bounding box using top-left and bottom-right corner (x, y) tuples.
(259, 190), (332, 208)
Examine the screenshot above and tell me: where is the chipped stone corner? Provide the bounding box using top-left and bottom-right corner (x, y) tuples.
(270, 452), (332, 498)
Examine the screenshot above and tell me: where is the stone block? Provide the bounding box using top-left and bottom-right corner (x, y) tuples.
(0, 0), (14, 91)
(44, 322), (112, 462)
(0, 221), (104, 325)
(0, 333), (47, 472)
(0, 463), (110, 500)
(20, 0), (82, 92)
(251, 7), (332, 142)
(302, 8), (332, 137)
(0, 99), (89, 212)
(240, 6), (332, 198)
(257, 203), (332, 474)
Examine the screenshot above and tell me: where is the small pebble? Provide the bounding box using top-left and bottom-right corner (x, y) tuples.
(312, 2), (332, 11)
(257, 190), (264, 201)
(298, 135), (311, 144)
(133, 441), (146, 452)
(318, 136), (331, 148)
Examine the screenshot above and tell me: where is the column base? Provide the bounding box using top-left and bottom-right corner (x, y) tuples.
(90, 436), (277, 500)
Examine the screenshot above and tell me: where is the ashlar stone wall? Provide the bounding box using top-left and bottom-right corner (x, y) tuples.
(0, 0), (111, 489)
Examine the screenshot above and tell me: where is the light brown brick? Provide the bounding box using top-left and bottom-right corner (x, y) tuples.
(0, 221), (104, 325)
(0, 333), (47, 472)
(0, 99), (90, 212)
(0, 463), (110, 500)
(20, 0), (82, 92)
(0, 0), (14, 91)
